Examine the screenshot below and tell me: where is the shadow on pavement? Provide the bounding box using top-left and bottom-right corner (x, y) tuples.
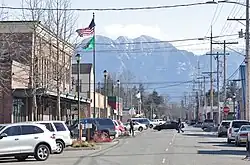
(198, 141), (226, 144)
(183, 133), (217, 138)
(197, 149), (246, 156)
(0, 157), (35, 163)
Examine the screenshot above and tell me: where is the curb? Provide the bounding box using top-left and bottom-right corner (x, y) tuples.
(65, 146), (101, 151)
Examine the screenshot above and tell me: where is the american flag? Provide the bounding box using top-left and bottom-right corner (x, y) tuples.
(76, 18), (95, 37)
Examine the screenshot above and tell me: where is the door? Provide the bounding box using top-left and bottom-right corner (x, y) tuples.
(0, 126), (21, 155)
(19, 125), (44, 153)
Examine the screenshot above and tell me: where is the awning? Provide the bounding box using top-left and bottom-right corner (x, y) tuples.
(46, 91), (92, 104)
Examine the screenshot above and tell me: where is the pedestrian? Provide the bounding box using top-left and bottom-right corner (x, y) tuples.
(243, 136), (250, 160)
(177, 118), (184, 133)
(129, 119), (135, 137)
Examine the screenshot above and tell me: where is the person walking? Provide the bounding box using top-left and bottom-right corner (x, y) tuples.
(129, 119), (135, 137)
(177, 118), (184, 133)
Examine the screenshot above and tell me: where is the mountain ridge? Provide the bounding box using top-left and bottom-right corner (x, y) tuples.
(75, 35), (244, 101)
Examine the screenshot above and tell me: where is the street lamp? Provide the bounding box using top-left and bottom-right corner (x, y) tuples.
(232, 94), (236, 120)
(75, 54), (81, 140)
(117, 80), (120, 120)
(103, 70), (108, 117)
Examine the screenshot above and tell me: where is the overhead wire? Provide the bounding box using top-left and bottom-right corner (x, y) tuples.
(0, 2), (215, 12)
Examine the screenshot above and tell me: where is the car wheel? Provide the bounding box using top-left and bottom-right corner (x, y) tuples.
(138, 127), (143, 132)
(55, 140), (64, 154)
(157, 129), (161, 131)
(34, 144), (50, 161)
(227, 138), (232, 144)
(149, 124), (153, 128)
(15, 155), (29, 161)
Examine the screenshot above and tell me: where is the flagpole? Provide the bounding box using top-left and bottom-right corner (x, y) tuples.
(93, 12), (96, 118)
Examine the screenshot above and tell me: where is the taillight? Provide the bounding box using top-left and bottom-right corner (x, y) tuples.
(50, 134), (56, 139)
(229, 128), (232, 134)
(240, 133), (248, 137)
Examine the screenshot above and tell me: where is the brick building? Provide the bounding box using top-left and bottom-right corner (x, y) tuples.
(0, 21), (90, 123)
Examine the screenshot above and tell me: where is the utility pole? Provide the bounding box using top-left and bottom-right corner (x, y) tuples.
(226, 2), (249, 120)
(203, 76), (207, 120)
(206, 52), (229, 124)
(210, 27), (214, 120)
(247, 0), (250, 121)
(197, 76), (209, 120)
(212, 40), (238, 107)
(197, 61), (201, 121)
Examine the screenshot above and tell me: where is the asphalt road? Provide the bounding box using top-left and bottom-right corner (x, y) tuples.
(1, 127), (250, 165)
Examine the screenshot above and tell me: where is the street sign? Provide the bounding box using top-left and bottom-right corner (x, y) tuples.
(223, 106), (230, 113)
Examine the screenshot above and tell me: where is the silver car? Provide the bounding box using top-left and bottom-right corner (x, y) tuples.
(235, 125), (250, 146)
(218, 120), (231, 137)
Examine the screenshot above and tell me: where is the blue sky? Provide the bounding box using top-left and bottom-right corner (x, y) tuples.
(3, 0), (246, 54)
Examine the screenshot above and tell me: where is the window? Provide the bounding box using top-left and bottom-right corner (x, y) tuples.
(232, 121), (250, 128)
(97, 119), (114, 125)
(21, 125), (44, 135)
(40, 123), (54, 132)
(53, 122), (66, 131)
(2, 126), (21, 136)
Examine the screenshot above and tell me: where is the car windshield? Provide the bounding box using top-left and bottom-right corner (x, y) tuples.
(241, 126), (250, 131)
(232, 121), (250, 128)
(221, 122), (230, 127)
(97, 119), (114, 125)
(204, 119), (213, 123)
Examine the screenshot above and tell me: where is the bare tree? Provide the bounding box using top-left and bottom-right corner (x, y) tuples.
(20, 0), (77, 120)
(118, 69), (136, 108)
(45, 0), (77, 120)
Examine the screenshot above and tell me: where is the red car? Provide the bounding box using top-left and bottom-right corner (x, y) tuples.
(116, 120), (125, 132)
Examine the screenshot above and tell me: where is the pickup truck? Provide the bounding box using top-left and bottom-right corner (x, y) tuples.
(149, 119), (165, 128)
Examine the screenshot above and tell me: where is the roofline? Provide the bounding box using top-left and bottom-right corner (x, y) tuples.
(0, 20), (74, 49)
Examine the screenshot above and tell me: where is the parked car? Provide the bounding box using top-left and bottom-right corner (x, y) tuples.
(218, 120), (231, 137)
(201, 119), (214, 130)
(150, 119), (165, 128)
(227, 120), (250, 143)
(32, 120), (72, 154)
(0, 123), (57, 161)
(130, 118), (151, 128)
(123, 121), (147, 132)
(235, 125), (250, 146)
(113, 120), (121, 137)
(153, 121), (179, 131)
(70, 118), (116, 139)
(116, 120), (125, 133)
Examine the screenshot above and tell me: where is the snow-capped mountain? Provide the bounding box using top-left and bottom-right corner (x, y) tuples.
(75, 35), (244, 100)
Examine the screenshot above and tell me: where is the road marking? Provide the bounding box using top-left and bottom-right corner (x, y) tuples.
(169, 142), (172, 145)
(162, 158), (166, 163)
(165, 148), (168, 151)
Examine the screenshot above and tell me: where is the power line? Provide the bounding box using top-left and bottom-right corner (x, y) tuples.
(227, 59), (245, 80)
(92, 34), (239, 45)
(0, 2), (214, 12)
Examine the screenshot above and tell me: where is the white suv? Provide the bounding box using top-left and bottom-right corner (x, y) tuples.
(33, 121), (72, 154)
(227, 120), (250, 143)
(0, 123), (57, 161)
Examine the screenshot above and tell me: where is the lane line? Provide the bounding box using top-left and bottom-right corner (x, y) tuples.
(162, 158), (166, 164)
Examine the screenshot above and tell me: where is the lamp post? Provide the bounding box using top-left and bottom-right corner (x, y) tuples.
(75, 54), (81, 140)
(232, 94), (236, 120)
(103, 70), (108, 117)
(117, 80), (120, 120)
